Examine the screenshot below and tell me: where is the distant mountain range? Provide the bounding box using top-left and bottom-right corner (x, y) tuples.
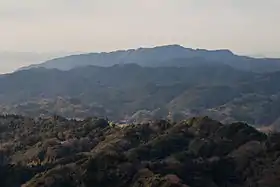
(20, 45), (280, 72)
(0, 51), (76, 73)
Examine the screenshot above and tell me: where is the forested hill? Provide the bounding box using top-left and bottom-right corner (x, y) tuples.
(1, 115), (280, 187)
(1, 63), (280, 127)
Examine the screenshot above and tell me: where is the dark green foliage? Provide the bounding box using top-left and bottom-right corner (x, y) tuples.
(0, 115), (280, 187)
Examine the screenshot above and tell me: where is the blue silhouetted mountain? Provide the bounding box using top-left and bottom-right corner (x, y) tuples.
(20, 45), (280, 72)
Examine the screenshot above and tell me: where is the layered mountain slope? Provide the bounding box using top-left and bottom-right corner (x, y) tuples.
(0, 64), (251, 117)
(2, 63), (280, 126)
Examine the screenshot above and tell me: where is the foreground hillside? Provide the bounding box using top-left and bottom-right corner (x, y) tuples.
(1, 115), (280, 187)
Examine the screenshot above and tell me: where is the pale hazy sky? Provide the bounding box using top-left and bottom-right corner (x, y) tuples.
(0, 0), (280, 72)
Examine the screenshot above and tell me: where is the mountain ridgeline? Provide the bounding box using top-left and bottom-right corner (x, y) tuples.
(21, 45), (280, 72)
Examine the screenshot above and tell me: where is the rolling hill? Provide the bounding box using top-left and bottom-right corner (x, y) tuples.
(1, 115), (280, 187)
(1, 63), (280, 126)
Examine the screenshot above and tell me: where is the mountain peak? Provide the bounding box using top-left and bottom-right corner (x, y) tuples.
(215, 49), (234, 55)
(135, 44), (187, 52)
(157, 44), (185, 49)
(195, 48), (234, 55)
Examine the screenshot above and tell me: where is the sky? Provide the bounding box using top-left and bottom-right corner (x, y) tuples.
(0, 0), (280, 72)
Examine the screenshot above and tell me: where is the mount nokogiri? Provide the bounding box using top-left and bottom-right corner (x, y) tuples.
(20, 45), (280, 72)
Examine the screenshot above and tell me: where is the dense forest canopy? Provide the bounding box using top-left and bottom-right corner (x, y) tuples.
(1, 115), (280, 187)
